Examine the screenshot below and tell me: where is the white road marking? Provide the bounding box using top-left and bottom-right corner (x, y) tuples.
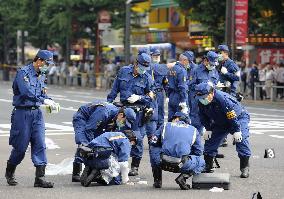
(269, 135), (284, 139)
(0, 124), (11, 129)
(45, 123), (74, 131)
(62, 122), (72, 125)
(247, 107), (284, 113)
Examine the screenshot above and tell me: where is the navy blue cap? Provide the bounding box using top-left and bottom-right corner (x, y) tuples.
(150, 47), (161, 56)
(138, 47), (150, 55)
(206, 51), (218, 65)
(195, 82), (214, 99)
(182, 51), (194, 62)
(124, 108), (136, 128)
(137, 53), (151, 70)
(36, 50), (54, 65)
(218, 44), (229, 52)
(172, 112), (191, 124)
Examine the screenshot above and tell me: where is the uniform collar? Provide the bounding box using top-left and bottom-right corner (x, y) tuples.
(29, 63), (39, 77)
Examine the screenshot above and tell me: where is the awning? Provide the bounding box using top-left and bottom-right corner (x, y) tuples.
(151, 0), (178, 8)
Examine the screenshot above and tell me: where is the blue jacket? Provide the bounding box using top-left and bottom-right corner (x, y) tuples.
(198, 90), (249, 134)
(153, 122), (197, 158)
(191, 63), (219, 93)
(107, 65), (153, 105)
(186, 62), (198, 92)
(219, 58), (240, 94)
(88, 132), (131, 162)
(12, 63), (50, 107)
(167, 62), (188, 103)
(151, 63), (168, 91)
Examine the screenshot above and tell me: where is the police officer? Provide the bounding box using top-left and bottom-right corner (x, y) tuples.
(167, 54), (189, 120)
(217, 44), (241, 98)
(149, 47), (169, 129)
(107, 52), (155, 176)
(195, 82), (251, 178)
(190, 51), (220, 135)
(72, 101), (136, 182)
(149, 112), (205, 190)
(5, 50), (60, 188)
(78, 130), (137, 187)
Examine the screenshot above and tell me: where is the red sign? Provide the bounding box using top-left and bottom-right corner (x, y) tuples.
(235, 0), (248, 44)
(257, 49), (284, 64)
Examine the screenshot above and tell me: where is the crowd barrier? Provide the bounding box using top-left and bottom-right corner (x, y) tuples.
(254, 83), (284, 102)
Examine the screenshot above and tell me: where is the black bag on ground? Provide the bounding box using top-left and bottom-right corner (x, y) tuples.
(192, 173), (230, 190)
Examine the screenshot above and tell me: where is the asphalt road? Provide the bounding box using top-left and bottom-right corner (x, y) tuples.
(0, 81), (283, 199)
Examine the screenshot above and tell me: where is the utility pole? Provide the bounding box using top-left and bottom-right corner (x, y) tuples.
(125, 0), (132, 65)
(225, 0), (235, 58)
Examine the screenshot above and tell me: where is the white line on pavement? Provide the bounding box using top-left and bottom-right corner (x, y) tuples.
(247, 107), (284, 113)
(269, 135), (284, 139)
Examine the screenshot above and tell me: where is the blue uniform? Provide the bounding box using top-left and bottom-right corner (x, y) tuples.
(198, 90), (251, 157)
(190, 63), (219, 133)
(107, 65), (153, 160)
(167, 62), (188, 120)
(219, 58), (240, 96)
(150, 122), (205, 174)
(151, 63), (168, 128)
(186, 62), (198, 112)
(9, 63), (50, 166)
(73, 102), (120, 145)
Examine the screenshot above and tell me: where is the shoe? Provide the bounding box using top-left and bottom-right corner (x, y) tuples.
(220, 138), (228, 147)
(72, 162), (82, 182)
(152, 167), (162, 188)
(203, 155), (214, 173)
(128, 158), (140, 176)
(5, 161), (18, 186)
(34, 165), (54, 188)
(240, 156), (250, 178)
(175, 174), (191, 190)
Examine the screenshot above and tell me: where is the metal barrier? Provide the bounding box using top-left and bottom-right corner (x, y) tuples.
(254, 83), (284, 102)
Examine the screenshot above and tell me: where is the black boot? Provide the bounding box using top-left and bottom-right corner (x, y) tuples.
(203, 155), (214, 173)
(175, 173), (192, 190)
(34, 165), (54, 188)
(72, 162), (82, 182)
(152, 166), (162, 188)
(5, 161), (18, 186)
(240, 156), (250, 178)
(80, 167), (100, 187)
(128, 158), (141, 176)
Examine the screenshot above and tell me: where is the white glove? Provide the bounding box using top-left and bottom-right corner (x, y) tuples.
(203, 131), (212, 140)
(221, 67), (228, 74)
(224, 81), (231, 87)
(181, 107), (189, 114)
(165, 98), (169, 103)
(179, 102), (187, 109)
(44, 99), (57, 109)
(233, 132), (242, 142)
(216, 81), (225, 88)
(44, 103), (60, 114)
(119, 161), (129, 184)
(127, 94), (141, 103)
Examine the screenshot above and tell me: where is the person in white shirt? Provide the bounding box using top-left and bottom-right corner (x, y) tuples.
(264, 64), (274, 99)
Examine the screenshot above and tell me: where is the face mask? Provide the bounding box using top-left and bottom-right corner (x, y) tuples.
(218, 54), (224, 62)
(137, 66), (146, 75)
(39, 65), (49, 74)
(116, 119), (125, 129)
(152, 57), (160, 63)
(199, 97), (211, 105)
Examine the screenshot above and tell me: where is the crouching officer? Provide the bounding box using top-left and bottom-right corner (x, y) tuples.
(78, 130), (137, 187)
(107, 52), (155, 176)
(72, 101), (136, 182)
(149, 112), (205, 190)
(195, 82), (251, 178)
(5, 50), (60, 188)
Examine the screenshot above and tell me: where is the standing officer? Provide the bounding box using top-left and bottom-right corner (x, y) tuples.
(149, 112), (205, 190)
(107, 52), (155, 176)
(190, 51), (219, 135)
(195, 82), (251, 178)
(72, 101), (136, 182)
(167, 54), (189, 120)
(149, 47), (169, 129)
(5, 50), (60, 188)
(217, 44), (240, 97)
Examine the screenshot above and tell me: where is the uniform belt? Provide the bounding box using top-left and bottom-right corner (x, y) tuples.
(15, 106), (39, 110)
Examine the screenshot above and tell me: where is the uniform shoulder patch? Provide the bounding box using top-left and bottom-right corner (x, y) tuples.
(226, 110), (237, 119)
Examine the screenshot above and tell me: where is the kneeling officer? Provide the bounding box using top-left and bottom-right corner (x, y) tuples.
(149, 112), (205, 190)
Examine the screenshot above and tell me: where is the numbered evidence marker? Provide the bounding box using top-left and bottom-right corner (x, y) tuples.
(264, 148), (275, 158)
